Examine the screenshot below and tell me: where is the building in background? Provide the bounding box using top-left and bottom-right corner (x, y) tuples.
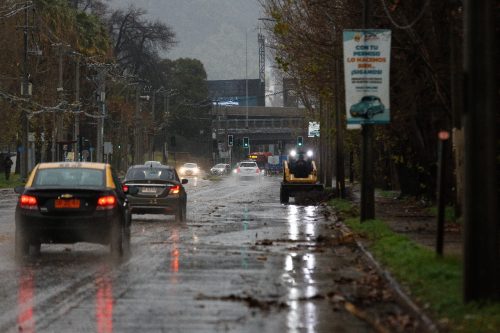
(208, 79), (265, 106)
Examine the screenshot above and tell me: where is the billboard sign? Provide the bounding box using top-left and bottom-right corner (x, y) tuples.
(343, 29), (391, 125)
(308, 122), (320, 137)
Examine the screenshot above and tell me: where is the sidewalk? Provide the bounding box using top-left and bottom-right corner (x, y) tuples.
(349, 185), (462, 257)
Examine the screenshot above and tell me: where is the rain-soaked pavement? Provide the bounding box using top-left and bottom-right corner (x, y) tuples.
(0, 176), (420, 332)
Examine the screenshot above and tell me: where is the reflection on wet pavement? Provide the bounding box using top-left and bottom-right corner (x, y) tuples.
(95, 265), (113, 333)
(0, 176), (408, 332)
(285, 205), (320, 333)
(16, 264), (117, 333)
(18, 268), (35, 333)
(169, 228), (180, 284)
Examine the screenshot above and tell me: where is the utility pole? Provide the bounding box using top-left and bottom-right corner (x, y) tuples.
(245, 30), (249, 129)
(463, 0), (499, 302)
(20, 0), (31, 179)
(162, 92), (168, 164)
(74, 53), (80, 161)
(134, 84), (142, 164)
(360, 0), (375, 221)
(325, 101), (333, 188)
(56, 44), (65, 161)
(149, 90), (156, 160)
(334, 25), (346, 198)
(96, 70), (105, 163)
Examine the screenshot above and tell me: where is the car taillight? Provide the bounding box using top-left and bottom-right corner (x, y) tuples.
(170, 185), (180, 194)
(97, 195), (116, 210)
(236, 167), (240, 173)
(19, 195), (38, 210)
(122, 185), (129, 193)
(256, 168), (260, 173)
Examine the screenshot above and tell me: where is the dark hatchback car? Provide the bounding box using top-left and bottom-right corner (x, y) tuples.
(123, 165), (188, 222)
(14, 162), (132, 261)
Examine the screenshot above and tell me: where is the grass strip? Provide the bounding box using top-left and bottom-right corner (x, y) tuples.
(0, 174), (24, 189)
(330, 198), (500, 333)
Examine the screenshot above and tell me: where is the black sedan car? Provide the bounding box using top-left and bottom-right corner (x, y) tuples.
(14, 162), (132, 261)
(123, 164), (188, 222)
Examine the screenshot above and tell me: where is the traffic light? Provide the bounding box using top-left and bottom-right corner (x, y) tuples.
(228, 134), (234, 147)
(243, 137), (249, 148)
(297, 136), (303, 147)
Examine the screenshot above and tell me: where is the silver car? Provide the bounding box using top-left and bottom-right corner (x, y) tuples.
(210, 163), (231, 176)
(235, 161), (261, 181)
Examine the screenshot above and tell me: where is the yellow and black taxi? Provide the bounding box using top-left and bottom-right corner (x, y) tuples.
(14, 162), (134, 261)
(123, 164), (188, 222)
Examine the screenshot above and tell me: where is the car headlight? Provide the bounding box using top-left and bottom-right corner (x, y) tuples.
(307, 150), (313, 157)
(290, 150), (297, 157)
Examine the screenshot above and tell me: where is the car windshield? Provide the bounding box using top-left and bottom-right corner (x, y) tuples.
(126, 167), (175, 181)
(240, 162), (257, 168)
(361, 96), (376, 102)
(184, 163), (197, 168)
(33, 168), (105, 187)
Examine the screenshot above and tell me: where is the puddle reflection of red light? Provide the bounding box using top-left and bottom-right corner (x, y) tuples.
(170, 229), (180, 283)
(18, 267), (35, 333)
(171, 248), (179, 273)
(95, 267), (113, 333)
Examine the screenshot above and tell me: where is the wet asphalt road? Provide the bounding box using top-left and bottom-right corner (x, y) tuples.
(0, 176), (413, 332)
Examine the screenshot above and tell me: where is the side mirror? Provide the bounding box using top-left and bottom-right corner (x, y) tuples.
(14, 186), (25, 194)
(181, 179), (188, 184)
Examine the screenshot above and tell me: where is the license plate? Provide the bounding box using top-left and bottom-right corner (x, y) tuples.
(141, 187), (157, 193)
(55, 199), (80, 209)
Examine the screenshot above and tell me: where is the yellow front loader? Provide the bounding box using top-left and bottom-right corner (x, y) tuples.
(280, 160), (324, 204)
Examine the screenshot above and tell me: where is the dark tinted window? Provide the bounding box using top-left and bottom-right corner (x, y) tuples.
(34, 168), (104, 187)
(126, 167), (175, 181)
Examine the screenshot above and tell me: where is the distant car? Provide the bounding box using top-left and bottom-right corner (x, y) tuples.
(123, 165), (187, 222)
(14, 162), (132, 261)
(144, 161), (162, 167)
(234, 161), (261, 181)
(349, 96), (385, 119)
(179, 163), (200, 177)
(210, 163), (231, 176)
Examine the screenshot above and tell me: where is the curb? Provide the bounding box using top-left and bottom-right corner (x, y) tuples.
(337, 223), (438, 333)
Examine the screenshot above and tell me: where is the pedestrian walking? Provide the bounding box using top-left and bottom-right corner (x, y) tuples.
(4, 156), (13, 181)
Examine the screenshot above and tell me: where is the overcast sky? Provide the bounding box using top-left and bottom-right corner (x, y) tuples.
(109, 0), (264, 80)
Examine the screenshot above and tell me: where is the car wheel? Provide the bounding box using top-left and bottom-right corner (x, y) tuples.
(175, 203), (186, 223)
(366, 109), (374, 119)
(30, 241), (41, 256)
(110, 219), (124, 259)
(123, 220), (131, 257)
(280, 187), (289, 204)
(15, 226), (29, 261)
